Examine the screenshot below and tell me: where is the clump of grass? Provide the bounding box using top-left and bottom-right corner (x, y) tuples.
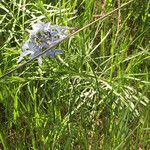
(0, 0), (150, 149)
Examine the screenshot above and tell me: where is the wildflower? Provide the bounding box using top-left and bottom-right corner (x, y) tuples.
(17, 22), (72, 65)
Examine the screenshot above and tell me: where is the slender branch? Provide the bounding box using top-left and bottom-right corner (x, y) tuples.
(0, 0), (133, 80)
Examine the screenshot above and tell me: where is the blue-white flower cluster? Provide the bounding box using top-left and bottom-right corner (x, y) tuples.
(17, 22), (72, 65)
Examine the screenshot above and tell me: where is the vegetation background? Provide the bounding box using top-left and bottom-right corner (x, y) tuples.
(0, 0), (149, 149)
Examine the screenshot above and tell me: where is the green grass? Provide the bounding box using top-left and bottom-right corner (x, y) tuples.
(0, 0), (150, 149)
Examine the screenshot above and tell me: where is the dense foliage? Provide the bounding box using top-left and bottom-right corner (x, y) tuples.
(0, 0), (149, 149)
